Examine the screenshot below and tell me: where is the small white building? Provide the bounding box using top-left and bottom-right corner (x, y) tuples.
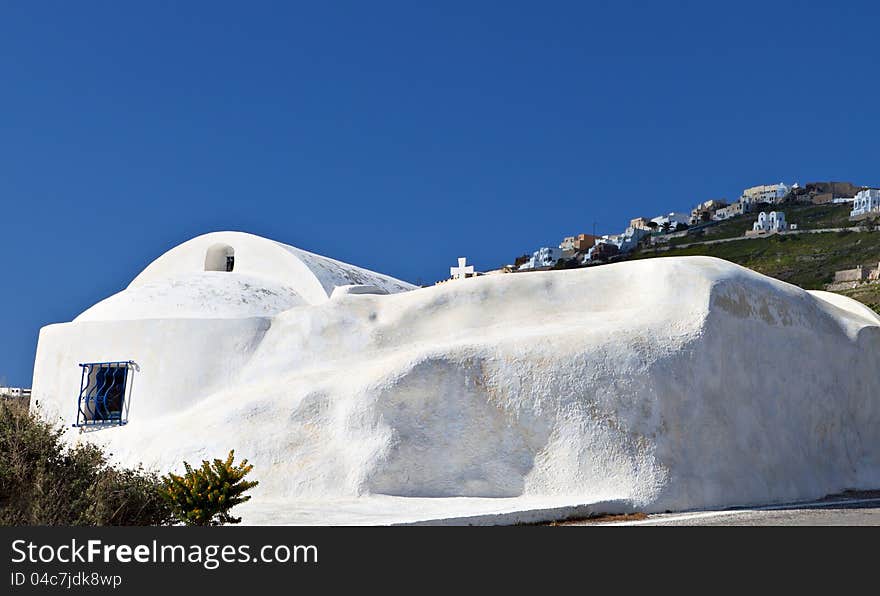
(716, 199), (753, 219)
(741, 183), (791, 207)
(518, 246), (562, 270)
(850, 189), (880, 218)
(689, 199), (728, 225)
(619, 226), (650, 251)
(650, 212), (689, 230)
(584, 227), (650, 262)
(712, 205), (736, 221)
(752, 211), (787, 233)
(0, 387), (31, 399)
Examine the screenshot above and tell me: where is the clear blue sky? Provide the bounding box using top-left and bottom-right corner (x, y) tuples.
(2, 1), (879, 385)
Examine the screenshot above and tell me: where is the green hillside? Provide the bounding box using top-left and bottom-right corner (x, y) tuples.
(631, 203), (880, 312)
(637, 231), (880, 288)
(836, 283), (880, 313)
(666, 203), (856, 246)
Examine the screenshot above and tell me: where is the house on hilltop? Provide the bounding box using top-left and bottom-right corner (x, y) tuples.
(746, 211), (787, 236)
(690, 199), (728, 225)
(850, 189), (880, 219)
(650, 212), (689, 230)
(740, 183), (791, 207)
(518, 246), (562, 270)
(559, 233), (599, 257)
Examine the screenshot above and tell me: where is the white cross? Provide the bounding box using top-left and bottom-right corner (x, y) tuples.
(450, 257), (474, 280)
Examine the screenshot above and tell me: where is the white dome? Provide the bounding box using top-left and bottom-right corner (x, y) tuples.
(128, 231), (415, 305)
(75, 272), (307, 322)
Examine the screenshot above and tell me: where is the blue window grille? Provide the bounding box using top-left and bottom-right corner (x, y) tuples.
(75, 361), (138, 428)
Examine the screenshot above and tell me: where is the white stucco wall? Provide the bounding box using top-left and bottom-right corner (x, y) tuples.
(851, 189), (880, 217)
(76, 272), (307, 321)
(29, 242), (880, 524)
(33, 317), (273, 422)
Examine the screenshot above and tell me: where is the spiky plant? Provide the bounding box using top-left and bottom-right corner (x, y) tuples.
(160, 450), (258, 526)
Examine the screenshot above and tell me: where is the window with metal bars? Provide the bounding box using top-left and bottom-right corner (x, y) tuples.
(75, 361), (137, 427)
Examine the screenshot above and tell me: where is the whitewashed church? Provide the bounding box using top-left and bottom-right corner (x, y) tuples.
(31, 231), (415, 429)
(26, 230), (880, 525)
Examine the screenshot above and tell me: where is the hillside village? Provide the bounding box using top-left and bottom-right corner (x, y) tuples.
(445, 180), (880, 312)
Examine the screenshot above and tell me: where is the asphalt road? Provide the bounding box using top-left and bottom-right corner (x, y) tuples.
(571, 494), (880, 526)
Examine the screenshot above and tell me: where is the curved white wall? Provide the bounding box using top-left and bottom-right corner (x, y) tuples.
(33, 317), (272, 422)
(75, 272), (307, 321)
(33, 256), (880, 517)
(130, 231), (415, 305)
(31, 241), (880, 524)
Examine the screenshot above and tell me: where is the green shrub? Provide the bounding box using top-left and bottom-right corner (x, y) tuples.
(160, 451), (258, 526)
(0, 400), (172, 526)
(80, 465), (172, 526)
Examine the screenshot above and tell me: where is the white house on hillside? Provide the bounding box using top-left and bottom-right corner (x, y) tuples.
(584, 226), (650, 262)
(741, 183), (791, 207)
(0, 387), (31, 399)
(850, 189), (880, 218)
(712, 205), (737, 220)
(650, 212), (689, 229)
(618, 226), (651, 251)
(518, 246), (562, 270)
(752, 211), (787, 233)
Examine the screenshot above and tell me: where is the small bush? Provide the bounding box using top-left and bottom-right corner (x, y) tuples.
(160, 451), (258, 526)
(0, 400), (172, 526)
(81, 465), (173, 526)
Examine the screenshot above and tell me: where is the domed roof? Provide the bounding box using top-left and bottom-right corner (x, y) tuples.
(75, 231), (416, 321)
(75, 272), (307, 321)
(130, 231), (414, 301)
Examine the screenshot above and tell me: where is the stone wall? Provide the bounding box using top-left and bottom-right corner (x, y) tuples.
(834, 267), (867, 283)
(805, 181), (862, 198)
(825, 280), (863, 292)
(830, 262), (880, 286)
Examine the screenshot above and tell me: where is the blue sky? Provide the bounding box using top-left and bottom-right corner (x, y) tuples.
(2, 1), (879, 385)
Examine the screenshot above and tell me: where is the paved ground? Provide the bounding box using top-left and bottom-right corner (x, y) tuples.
(569, 493), (880, 526)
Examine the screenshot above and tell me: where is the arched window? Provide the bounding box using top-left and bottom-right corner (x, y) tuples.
(205, 244), (235, 272)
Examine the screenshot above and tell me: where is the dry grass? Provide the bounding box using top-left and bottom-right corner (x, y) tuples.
(0, 400), (172, 526)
